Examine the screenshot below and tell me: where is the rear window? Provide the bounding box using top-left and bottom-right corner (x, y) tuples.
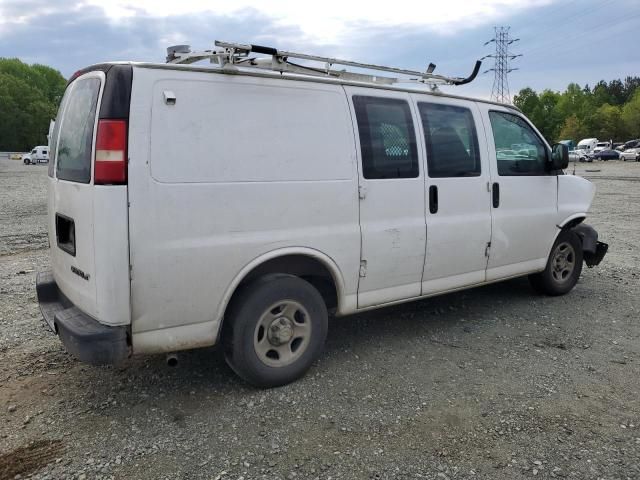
(56, 77), (101, 183)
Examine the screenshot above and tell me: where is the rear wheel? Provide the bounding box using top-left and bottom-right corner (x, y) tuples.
(529, 229), (583, 296)
(223, 274), (328, 388)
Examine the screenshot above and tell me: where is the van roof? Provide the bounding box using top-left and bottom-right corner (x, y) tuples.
(74, 61), (522, 113)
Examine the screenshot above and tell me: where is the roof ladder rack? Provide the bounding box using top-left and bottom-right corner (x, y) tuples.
(166, 41), (482, 88)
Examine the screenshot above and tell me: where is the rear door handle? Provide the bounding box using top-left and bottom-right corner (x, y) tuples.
(492, 182), (500, 208)
(429, 185), (438, 214)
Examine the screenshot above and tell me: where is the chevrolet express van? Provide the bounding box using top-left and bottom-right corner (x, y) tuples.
(37, 44), (607, 387)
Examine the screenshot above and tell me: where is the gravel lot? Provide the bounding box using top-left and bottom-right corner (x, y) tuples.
(1, 157), (639, 480)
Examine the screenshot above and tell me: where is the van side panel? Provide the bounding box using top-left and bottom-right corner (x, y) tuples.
(127, 68), (360, 350)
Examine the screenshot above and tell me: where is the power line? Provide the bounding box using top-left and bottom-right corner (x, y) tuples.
(482, 26), (521, 104)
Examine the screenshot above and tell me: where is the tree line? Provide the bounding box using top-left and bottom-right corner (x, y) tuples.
(0, 58), (67, 152)
(514, 77), (640, 144)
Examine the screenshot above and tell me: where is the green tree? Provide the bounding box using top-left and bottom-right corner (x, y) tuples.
(0, 58), (66, 151)
(622, 90), (640, 138)
(558, 114), (586, 141)
(622, 76), (640, 103)
(556, 83), (587, 121)
(513, 87), (540, 115)
(591, 80), (612, 107)
(608, 79), (625, 105)
(587, 103), (626, 141)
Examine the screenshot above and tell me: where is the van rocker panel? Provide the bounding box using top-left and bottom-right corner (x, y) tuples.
(36, 271), (130, 365)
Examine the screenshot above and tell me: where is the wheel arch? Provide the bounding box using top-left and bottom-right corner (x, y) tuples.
(557, 214), (586, 230)
(215, 248), (346, 338)
(544, 214), (587, 261)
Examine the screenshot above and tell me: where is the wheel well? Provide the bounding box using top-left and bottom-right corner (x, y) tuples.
(562, 217), (585, 231)
(227, 255), (338, 315)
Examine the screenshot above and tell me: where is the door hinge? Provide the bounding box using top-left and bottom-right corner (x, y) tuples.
(359, 260), (367, 277)
(484, 242), (491, 257)
(358, 185), (367, 200)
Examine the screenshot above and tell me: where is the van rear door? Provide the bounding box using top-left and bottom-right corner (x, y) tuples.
(47, 67), (131, 327)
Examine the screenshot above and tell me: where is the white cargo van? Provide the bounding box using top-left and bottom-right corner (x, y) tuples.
(37, 42), (608, 387)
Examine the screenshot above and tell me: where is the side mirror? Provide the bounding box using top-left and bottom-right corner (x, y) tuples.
(550, 143), (569, 170)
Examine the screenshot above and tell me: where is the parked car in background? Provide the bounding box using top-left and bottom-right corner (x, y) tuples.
(575, 138), (598, 161)
(619, 147), (640, 161)
(591, 149), (619, 161)
(568, 150), (580, 162)
(558, 140), (580, 162)
(621, 139), (640, 151)
(593, 141), (611, 154)
(22, 146), (49, 164)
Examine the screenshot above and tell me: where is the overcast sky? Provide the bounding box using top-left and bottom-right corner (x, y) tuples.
(1, 0), (638, 98)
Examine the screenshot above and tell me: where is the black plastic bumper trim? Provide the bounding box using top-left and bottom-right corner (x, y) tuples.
(584, 241), (608, 268)
(571, 224), (608, 268)
(36, 271), (130, 365)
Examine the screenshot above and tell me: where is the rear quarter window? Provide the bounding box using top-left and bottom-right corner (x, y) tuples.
(56, 77), (101, 183)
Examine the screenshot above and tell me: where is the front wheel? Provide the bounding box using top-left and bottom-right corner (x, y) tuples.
(223, 274), (328, 388)
(529, 230), (583, 296)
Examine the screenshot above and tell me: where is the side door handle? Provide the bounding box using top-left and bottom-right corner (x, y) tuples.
(492, 182), (500, 208)
(429, 185), (438, 214)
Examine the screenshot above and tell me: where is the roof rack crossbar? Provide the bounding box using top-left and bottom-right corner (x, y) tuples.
(166, 41), (481, 88)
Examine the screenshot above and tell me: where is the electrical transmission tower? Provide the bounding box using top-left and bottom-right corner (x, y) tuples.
(482, 27), (522, 104)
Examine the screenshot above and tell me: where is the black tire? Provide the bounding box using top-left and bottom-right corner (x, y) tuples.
(529, 229), (583, 296)
(223, 274), (328, 388)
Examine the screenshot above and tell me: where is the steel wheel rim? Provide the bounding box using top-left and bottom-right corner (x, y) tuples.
(551, 241), (576, 283)
(254, 300), (312, 367)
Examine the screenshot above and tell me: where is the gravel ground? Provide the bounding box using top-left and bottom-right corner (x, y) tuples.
(1, 157), (639, 480)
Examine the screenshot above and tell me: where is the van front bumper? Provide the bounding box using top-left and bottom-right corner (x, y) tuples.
(36, 271), (130, 365)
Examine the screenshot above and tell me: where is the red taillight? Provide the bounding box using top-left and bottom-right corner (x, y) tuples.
(94, 119), (127, 185)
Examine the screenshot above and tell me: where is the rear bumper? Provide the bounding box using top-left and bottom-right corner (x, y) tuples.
(36, 271), (130, 365)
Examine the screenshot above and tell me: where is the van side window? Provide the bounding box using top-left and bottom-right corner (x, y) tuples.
(353, 96), (419, 179)
(418, 103), (480, 177)
(489, 111), (548, 176)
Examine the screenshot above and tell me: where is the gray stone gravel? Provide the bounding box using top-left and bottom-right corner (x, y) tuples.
(1, 157), (639, 480)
